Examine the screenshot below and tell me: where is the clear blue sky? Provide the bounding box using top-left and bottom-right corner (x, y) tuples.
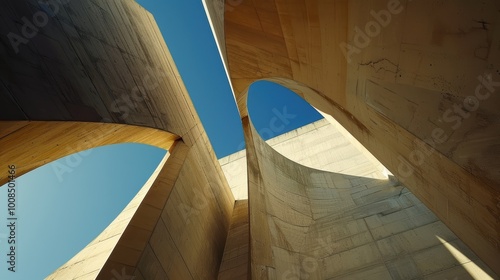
(248, 81), (323, 141)
(0, 144), (166, 279)
(0, 1), (322, 278)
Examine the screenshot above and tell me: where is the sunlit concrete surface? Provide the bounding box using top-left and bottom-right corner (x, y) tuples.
(221, 115), (498, 278)
(0, 0), (499, 279)
(211, 0), (500, 275)
(0, 121), (178, 186)
(220, 118), (388, 200)
(218, 199), (250, 280)
(243, 115), (497, 279)
(219, 116), (495, 279)
(219, 149), (248, 200)
(261, 118), (386, 179)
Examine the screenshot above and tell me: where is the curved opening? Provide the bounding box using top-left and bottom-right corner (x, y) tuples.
(0, 143), (167, 279)
(247, 80), (389, 179)
(244, 80), (495, 279)
(0, 121), (178, 187)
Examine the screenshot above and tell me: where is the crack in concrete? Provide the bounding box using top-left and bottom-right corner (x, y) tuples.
(358, 58), (399, 74)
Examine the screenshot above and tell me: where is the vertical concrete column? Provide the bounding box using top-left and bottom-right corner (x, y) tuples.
(218, 200), (250, 280)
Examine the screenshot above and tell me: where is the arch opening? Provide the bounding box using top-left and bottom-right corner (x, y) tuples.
(0, 143), (168, 279)
(242, 80), (496, 279)
(0, 120), (182, 279)
(0, 121), (179, 186)
(247, 80), (390, 180)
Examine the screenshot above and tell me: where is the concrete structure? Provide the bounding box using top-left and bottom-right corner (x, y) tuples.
(0, 0), (499, 279)
(0, 1), (234, 279)
(210, 0), (500, 277)
(220, 117), (497, 279)
(219, 118), (389, 200)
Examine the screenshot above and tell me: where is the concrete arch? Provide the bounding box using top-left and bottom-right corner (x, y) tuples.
(0, 121), (178, 186)
(0, 118), (233, 280)
(0, 120), (180, 278)
(0, 0), (498, 278)
(244, 113), (498, 279)
(45, 140), (190, 279)
(239, 80), (497, 278)
(245, 79), (387, 178)
(0, 0), (235, 278)
(220, 0), (500, 274)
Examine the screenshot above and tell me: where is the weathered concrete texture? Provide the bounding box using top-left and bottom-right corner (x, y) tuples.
(218, 200), (250, 280)
(244, 116), (498, 279)
(222, 0), (500, 274)
(0, 0), (235, 279)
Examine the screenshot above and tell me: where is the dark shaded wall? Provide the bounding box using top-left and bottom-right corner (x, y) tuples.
(1, 0), (190, 136)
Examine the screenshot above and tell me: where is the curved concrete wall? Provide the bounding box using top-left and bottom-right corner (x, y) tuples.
(1, 0), (499, 278)
(245, 115), (497, 279)
(0, 121), (178, 186)
(0, 0), (235, 279)
(219, 118), (389, 200)
(223, 0), (500, 274)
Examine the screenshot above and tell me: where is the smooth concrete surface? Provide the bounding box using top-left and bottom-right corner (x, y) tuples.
(219, 0), (500, 275)
(129, 138), (234, 280)
(0, 121), (178, 186)
(244, 115), (498, 279)
(219, 149), (248, 200)
(265, 118), (385, 178)
(219, 118), (389, 200)
(203, 0), (228, 67)
(218, 200), (250, 280)
(1, 0), (499, 279)
(220, 116), (497, 278)
(1, 0), (234, 279)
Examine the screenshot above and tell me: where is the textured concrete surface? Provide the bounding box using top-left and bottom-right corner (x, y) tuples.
(244, 115), (498, 279)
(219, 118), (389, 200)
(0, 0), (234, 279)
(218, 200), (250, 280)
(220, 0), (500, 274)
(1, 0), (499, 278)
(130, 138), (234, 280)
(0, 121), (178, 186)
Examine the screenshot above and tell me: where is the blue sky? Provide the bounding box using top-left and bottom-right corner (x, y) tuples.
(135, 0), (244, 158)
(0, 1), (322, 278)
(135, 0), (322, 158)
(248, 81), (323, 141)
(0, 144), (166, 279)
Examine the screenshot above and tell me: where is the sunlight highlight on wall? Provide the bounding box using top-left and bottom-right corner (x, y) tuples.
(436, 236), (495, 280)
